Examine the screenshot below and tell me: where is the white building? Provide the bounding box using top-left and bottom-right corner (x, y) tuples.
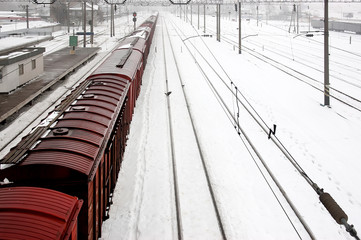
(0, 47), (45, 93)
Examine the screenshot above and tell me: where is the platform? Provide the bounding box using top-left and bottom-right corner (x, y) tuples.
(0, 47), (100, 123)
(0, 36), (54, 56)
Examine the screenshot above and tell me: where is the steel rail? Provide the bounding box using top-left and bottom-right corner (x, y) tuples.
(164, 17), (228, 240)
(161, 18), (184, 240)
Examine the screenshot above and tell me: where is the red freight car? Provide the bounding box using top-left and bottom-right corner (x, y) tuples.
(0, 13), (158, 240)
(118, 37), (148, 67)
(0, 187), (82, 240)
(89, 47), (143, 116)
(0, 74), (130, 240)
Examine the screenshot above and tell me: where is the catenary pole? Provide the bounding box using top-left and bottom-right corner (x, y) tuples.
(198, 4), (200, 29)
(297, 4), (300, 34)
(113, 4), (115, 35)
(110, 4), (112, 36)
(216, 5), (218, 40)
(26, 5), (29, 29)
(217, 4), (221, 42)
(324, 0), (330, 106)
(256, 5), (258, 27)
(191, 4), (192, 25)
(67, 2), (70, 33)
(91, 2), (94, 44)
(239, 0), (241, 54)
(83, 1), (86, 47)
(204, 4), (206, 33)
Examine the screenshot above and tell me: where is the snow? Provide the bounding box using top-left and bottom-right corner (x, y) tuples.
(101, 12), (361, 240)
(0, 8), (361, 240)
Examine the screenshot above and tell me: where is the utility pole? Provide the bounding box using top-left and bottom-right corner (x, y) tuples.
(256, 5), (259, 27)
(204, 5), (206, 33)
(185, 5), (187, 22)
(67, 2), (70, 33)
(266, 5), (268, 24)
(110, 4), (112, 37)
(191, 4), (192, 25)
(308, 5), (311, 32)
(113, 5), (115, 35)
(118, 5), (122, 36)
(216, 4), (219, 41)
(217, 4), (221, 42)
(198, 4), (199, 29)
(324, 0), (330, 106)
(26, 5), (29, 29)
(238, 0), (241, 54)
(83, 1), (86, 47)
(289, 4), (296, 33)
(110, 4), (113, 37)
(297, 5), (300, 34)
(90, 2), (93, 44)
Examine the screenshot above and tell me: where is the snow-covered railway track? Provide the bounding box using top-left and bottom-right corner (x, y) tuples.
(169, 16), (320, 239)
(208, 22), (361, 84)
(207, 29), (361, 112)
(161, 17), (227, 240)
(169, 15), (361, 239)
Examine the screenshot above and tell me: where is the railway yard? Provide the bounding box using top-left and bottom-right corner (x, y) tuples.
(1, 8), (361, 240)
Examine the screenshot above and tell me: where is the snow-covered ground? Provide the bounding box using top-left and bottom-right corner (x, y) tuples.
(101, 12), (361, 240)
(0, 8), (361, 240)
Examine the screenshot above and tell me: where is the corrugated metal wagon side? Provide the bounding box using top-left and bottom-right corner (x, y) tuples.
(0, 187), (83, 240)
(0, 76), (130, 240)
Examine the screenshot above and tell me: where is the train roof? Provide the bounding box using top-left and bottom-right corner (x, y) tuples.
(0, 187), (82, 240)
(0, 77), (129, 180)
(90, 48), (142, 81)
(117, 37), (146, 54)
(127, 27), (150, 40)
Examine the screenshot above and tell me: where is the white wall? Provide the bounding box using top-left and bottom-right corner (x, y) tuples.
(0, 53), (44, 93)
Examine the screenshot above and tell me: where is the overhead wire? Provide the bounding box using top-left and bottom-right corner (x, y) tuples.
(175, 9), (332, 192)
(169, 14), (312, 239)
(171, 11), (359, 239)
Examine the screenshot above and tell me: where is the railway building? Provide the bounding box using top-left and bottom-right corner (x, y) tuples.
(0, 47), (45, 93)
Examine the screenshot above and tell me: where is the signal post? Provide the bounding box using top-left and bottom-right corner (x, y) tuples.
(133, 12), (137, 31)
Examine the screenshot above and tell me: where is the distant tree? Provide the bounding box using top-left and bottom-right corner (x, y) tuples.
(97, 8), (105, 23)
(50, 1), (67, 24)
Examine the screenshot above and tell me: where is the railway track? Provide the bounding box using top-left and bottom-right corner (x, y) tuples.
(238, 31), (361, 88)
(244, 35), (361, 84)
(161, 17), (227, 240)
(205, 27), (361, 112)
(170, 14), (360, 239)
(258, 21), (361, 59)
(169, 16), (331, 239)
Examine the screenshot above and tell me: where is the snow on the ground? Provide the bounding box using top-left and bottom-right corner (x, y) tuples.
(0, 8), (360, 240)
(101, 12), (361, 240)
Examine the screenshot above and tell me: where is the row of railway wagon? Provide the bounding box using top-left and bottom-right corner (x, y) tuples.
(0, 13), (158, 240)
(311, 19), (361, 34)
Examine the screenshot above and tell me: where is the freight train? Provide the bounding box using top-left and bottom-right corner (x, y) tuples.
(311, 19), (361, 34)
(0, 13), (158, 240)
